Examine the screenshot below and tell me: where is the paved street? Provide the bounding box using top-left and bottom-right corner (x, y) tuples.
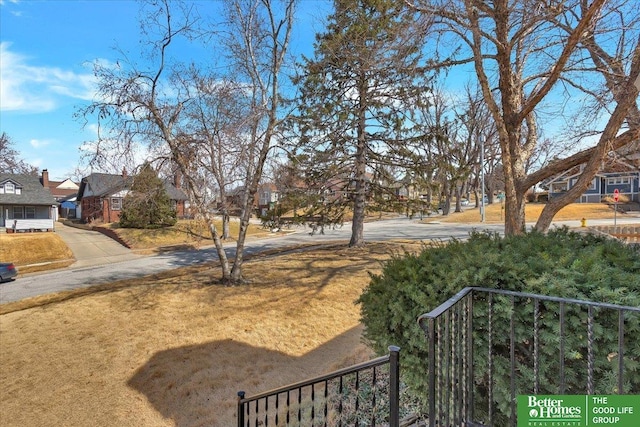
(1, 216), (638, 304)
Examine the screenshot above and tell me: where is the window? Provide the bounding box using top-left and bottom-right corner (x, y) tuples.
(607, 177), (630, 185)
(551, 182), (568, 193)
(25, 207), (36, 219)
(5, 182), (15, 194)
(13, 206), (24, 219)
(587, 178), (596, 190)
(111, 198), (122, 211)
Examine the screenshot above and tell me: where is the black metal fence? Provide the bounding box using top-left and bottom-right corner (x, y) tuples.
(237, 346), (400, 427)
(417, 287), (640, 427)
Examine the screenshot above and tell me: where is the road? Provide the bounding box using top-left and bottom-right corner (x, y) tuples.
(1, 216), (637, 304)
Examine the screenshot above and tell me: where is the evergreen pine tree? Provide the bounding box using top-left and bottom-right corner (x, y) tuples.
(291, 0), (430, 247)
(120, 163), (177, 228)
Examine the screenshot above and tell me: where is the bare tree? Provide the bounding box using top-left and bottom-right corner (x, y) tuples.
(217, 0), (296, 281)
(79, 0), (296, 284)
(450, 85), (497, 210)
(0, 133), (39, 175)
(531, 1), (640, 230)
(408, 89), (470, 214)
(411, 0), (639, 234)
(179, 72), (253, 240)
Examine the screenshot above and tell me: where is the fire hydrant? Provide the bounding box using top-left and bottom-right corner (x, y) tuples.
(581, 218), (587, 227)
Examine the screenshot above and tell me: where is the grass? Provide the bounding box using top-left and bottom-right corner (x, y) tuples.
(0, 232), (74, 273)
(431, 202), (625, 224)
(0, 241), (421, 427)
(104, 219), (282, 250)
(1, 203), (637, 426)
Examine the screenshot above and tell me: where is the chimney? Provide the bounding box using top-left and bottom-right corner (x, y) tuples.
(42, 169), (50, 188)
(122, 167), (128, 178)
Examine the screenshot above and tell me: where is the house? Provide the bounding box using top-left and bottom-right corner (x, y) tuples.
(257, 183), (279, 216)
(77, 170), (188, 224)
(42, 169), (79, 202)
(545, 159), (640, 203)
(0, 171), (58, 231)
(389, 175), (426, 201)
(41, 169), (81, 219)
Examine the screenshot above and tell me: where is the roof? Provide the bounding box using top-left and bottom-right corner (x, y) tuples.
(162, 178), (188, 201)
(0, 173), (58, 206)
(47, 178), (79, 199)
(49, 178), (79, 190)
(78, 172), (187, 201)
(77, 173), (132, 199)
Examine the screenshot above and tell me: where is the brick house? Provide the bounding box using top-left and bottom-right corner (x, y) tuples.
(77, 170), (188, 224)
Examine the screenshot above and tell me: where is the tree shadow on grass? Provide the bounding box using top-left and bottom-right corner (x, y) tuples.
(128, 326), (371, 427)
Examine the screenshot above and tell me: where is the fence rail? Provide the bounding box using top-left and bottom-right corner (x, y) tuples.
(237, 346), (400, 427)
(418, 287), (640, 427)
(12, 218), (54, 231)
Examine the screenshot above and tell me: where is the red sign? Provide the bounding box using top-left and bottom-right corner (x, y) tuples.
(614, 188), (620, 202)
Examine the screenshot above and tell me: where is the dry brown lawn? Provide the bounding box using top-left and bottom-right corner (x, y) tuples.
(432, 202), (624, 224)
(0, 232), (74, 273)
(1, 203), (634, 427)
(0, 242), (421, 427)
(107, 219), (279, 250)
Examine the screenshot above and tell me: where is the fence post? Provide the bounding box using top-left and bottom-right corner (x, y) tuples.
(237, 391), (245, 427)
(427, 317), (436, 427)
(389, 345), (401, 427)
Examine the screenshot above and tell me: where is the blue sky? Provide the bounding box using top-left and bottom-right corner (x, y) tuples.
(0, 0), (329, 181)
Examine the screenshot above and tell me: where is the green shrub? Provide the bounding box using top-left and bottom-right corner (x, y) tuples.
(119, 163), (177, 229)
(357, 229), (640, 423)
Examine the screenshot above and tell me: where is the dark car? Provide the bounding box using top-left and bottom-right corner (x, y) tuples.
(0, 263), (18, 282)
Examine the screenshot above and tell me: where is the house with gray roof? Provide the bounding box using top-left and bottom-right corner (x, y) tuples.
(77, 170), (188, 223)
(543, 143), (640, 203)
(0, 172), (58, 231)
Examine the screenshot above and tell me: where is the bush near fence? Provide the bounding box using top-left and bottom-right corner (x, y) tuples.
(358, 228), (640, 423)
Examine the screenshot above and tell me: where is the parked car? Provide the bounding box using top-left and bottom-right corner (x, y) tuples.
(0, 263), (18, 282)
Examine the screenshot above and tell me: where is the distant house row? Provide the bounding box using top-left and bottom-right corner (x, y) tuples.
(2, 150), (638, 231)
(0, 169), (187, 231)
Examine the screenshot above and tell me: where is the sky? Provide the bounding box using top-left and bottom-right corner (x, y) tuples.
(0, 0), (330, 181)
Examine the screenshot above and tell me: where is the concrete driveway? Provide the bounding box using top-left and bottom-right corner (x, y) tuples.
(54, 223), (141, 268)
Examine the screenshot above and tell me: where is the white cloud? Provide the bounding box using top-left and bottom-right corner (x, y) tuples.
(29, 138), (51, 148)
(0, 42), (97, 113)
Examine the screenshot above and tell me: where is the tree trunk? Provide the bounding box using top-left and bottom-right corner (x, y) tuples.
(350, 79), (368, 248)
(222, 212), (230, 240)
(501, 149), (528, 235)
(230, 216), (249, 283)
(208, 218), (231, 282)
(454, 186), (462, 212)
(350, 148), (366, 247)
